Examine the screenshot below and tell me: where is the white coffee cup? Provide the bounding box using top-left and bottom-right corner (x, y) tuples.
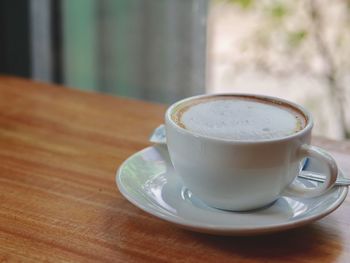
(165, 94), (338, 211)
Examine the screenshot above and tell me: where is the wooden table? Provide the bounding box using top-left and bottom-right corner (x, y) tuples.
(0, 76), (349, 262)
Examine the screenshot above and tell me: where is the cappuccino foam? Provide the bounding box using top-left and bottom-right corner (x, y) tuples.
(172, 96), (306, 140)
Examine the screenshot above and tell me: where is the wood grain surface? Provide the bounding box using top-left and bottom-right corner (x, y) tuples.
(0, 76), (349, 262)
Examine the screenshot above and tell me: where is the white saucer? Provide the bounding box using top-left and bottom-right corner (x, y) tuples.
(116, 145), (348, 236)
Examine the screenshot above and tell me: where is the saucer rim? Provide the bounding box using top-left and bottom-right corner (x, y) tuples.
(116, 146), (349, 235)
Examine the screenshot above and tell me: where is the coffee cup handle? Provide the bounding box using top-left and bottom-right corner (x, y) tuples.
(283, 144), (338, 198)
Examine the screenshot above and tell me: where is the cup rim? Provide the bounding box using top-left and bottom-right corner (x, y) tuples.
(165, 93), (313, 144)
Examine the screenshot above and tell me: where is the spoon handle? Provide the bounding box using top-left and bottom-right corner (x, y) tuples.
(299, 171), (350, 186)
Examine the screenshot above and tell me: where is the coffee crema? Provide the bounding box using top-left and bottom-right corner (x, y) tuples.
(171, 95), (307, 140)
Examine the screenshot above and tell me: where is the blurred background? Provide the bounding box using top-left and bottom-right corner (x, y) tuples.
(0, 0), (349, 139)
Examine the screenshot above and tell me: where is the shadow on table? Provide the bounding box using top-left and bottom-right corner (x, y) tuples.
(115, 205), (343, 262)
(183, 220), (343, 262)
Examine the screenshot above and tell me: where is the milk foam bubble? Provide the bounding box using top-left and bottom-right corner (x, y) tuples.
(176, 97), (304, 140)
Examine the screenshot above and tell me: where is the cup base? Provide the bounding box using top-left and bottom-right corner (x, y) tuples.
(190, 193), (279, 212)
(207, 199), (279, 212)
